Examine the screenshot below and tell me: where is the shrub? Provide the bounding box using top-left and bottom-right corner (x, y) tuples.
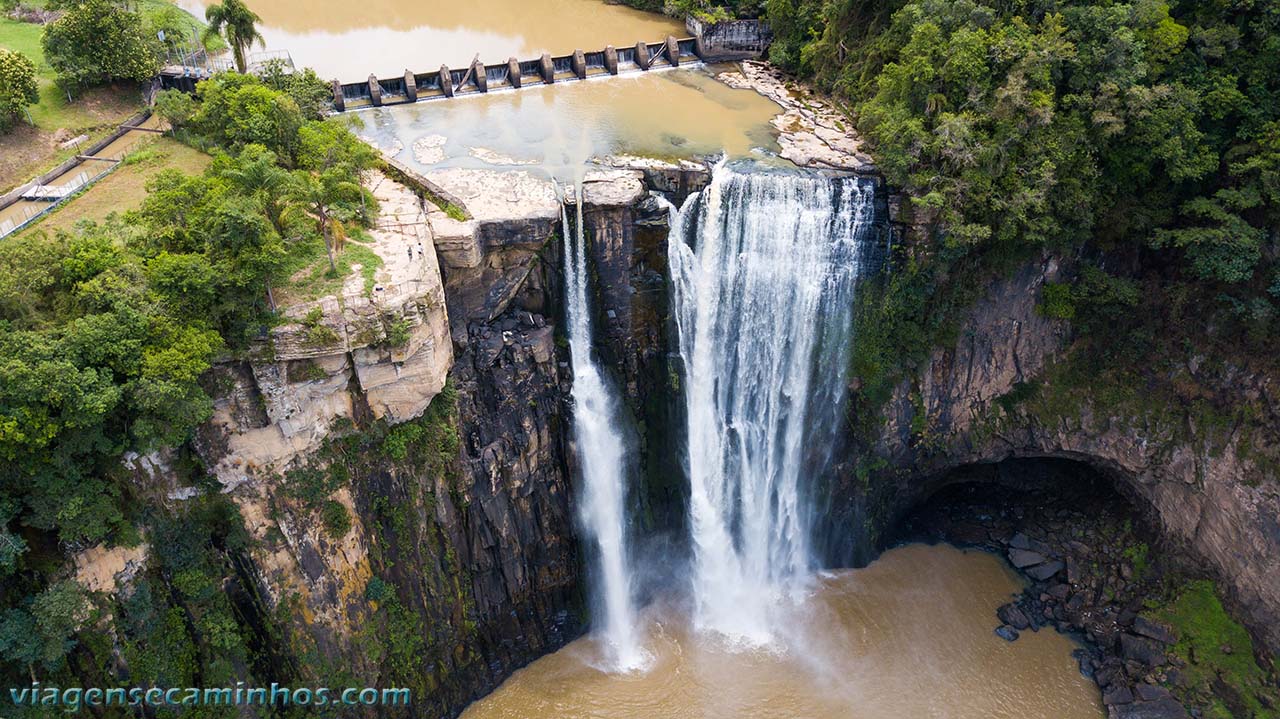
(0, 49), (38, 131)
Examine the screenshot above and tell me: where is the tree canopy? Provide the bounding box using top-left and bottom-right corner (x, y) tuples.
(40, 0), (160, 89)
(202, 0), (264, 74)
(751, 0), (1280, 383)
(0, 48), (38, 131)
(1, 74), (377, 632)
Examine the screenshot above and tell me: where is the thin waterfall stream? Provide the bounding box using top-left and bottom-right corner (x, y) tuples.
(562, 185), (645, 671)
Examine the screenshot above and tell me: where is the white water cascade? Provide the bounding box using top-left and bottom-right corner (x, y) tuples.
(668, 163), (877, 644)
(562, 191), (646, 671)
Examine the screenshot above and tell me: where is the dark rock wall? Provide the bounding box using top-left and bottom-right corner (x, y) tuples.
(580, 194), (689, 546)
(842, 255), (1280, 655)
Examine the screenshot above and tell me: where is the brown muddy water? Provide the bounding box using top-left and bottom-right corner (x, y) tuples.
(174, 0), (685, 79)
(462, 544), (1104, 719)
(359, 65), (785, 179)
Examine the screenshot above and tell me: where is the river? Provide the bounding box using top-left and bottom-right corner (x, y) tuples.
(462, 544), (1104, 719)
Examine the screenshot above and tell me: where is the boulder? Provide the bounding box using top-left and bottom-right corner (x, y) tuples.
(1009, 548), (1047, 568)
(1134, 685), (1173, 702)
(1113, 699), (1189, 719)
(1132, 617), (1177, 644)
(995, 625), (1020, 642)
(998, 602), (1031, 630)
(1120, 634), (1168, 667)
(1103, 686), (1135, 705)
(1027, 560), (1065, 580)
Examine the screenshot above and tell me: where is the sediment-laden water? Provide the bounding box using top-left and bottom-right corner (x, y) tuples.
(175, 0), (683, 78)
(461, 544), (1105, 719)
(364, 66), (784, 179)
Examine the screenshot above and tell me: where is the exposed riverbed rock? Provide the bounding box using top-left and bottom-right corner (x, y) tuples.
(413, 134), (448, 164)
(595, 154), (711, 202)
(717, 60), (877, 173)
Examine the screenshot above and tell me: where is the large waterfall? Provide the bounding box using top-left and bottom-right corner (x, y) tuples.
(668, 163), (877, 643)
(562, 193), (645, 671)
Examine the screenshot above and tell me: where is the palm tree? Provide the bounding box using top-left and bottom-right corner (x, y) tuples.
(203, 0), (264, 74)
(221, 145), (292, 236)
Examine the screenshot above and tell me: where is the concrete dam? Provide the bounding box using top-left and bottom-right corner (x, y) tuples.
(328, 18), (771, 111)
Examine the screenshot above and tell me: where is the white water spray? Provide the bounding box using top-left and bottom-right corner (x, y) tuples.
(563, 189), (646, 671)
(669, 162), (877, 644)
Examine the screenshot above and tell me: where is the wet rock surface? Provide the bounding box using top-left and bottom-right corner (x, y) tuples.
(894, 463), (1279, 719)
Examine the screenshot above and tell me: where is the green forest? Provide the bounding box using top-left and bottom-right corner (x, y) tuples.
(0, 66), (381, 707)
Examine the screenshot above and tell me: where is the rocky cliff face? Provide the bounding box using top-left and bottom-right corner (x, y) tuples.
(847, 256), (1280, 656)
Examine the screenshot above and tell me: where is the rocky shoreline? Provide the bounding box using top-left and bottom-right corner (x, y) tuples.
(894, 461), (1279, 719)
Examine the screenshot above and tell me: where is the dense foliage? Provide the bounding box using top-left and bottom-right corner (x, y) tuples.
(0, 48), (38, 130)
(0, 73), (377, 689)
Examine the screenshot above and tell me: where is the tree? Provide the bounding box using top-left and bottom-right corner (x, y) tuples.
(215, 144), (293, 236)
(203, 0), (265, 74)
(286, 169), (363, 274)
(0, 49), (38, 131)
(41, 0), (159, 89)
(260, 63), (332, 120)
(191, 74), (304, 159)
(153, 88), (197, 129)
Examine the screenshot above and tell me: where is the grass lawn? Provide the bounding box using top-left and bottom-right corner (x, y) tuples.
(276, 231), (385, 306)
(15, 136), (210, 237)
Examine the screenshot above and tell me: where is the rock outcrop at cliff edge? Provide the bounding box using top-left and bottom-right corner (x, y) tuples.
(855, 256), (1280, 655)
(200, 170), (452, 495)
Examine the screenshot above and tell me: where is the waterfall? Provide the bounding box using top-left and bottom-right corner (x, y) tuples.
(668, 162), (877, 644)
(562, 191), (645, 671)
